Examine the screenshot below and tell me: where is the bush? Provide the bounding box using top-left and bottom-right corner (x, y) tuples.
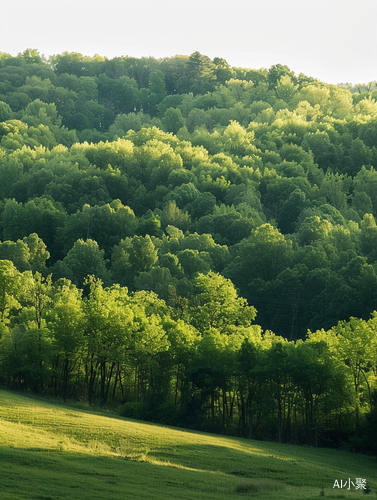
(119, 402), (150, 420)
(235, 478), (282, 494)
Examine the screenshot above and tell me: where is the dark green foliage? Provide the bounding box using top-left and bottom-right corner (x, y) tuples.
(162, 107), (185, 134)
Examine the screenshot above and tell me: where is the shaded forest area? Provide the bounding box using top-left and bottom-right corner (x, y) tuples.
(0, 49), (377, 450)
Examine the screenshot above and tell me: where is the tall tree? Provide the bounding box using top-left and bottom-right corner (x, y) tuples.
(190, 272), (256, 334)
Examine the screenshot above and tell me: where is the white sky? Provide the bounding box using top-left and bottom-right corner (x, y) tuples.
(1, 0), (376, 85)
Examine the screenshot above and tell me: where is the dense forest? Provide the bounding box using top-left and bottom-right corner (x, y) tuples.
(0, 49), (376, 450)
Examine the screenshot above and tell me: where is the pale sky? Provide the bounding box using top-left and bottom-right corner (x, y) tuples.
(1, 0), (376, 85)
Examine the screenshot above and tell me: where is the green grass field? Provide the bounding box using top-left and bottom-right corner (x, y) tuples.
(0, 390), (376, 499)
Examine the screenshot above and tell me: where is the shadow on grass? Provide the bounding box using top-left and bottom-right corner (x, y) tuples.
(1, 439), (375, 500)
(0, 446), (240, 500)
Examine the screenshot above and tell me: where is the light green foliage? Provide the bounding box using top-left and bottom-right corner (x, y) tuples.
(297, 216), (333, 245)
(0, 239), (31, 271)
(332, 317), (377, 419)
(23, 271), (53, 329)
(0, 260), (22, 326)
(46, 280), (84, 400)
(23, 233), (50, 273)
(222, 120), (256, 157)
(83, 277), (133, 405)
(190, 271), (256, 333)
(213, 79), (254, 108)
(0, 119), (57, 150)
(291, 83), (330, 110)
(128, 290), (170, 356)
(22, 99), (62, 128)
(74, 137), (134, 171)
(275, 75), (298, 103)
(111, 235), (157, 287)
(160, 200), (191, 231)
(309, 315), (377, 431)
(54, 238), (111, 287)
(360, 213), (377, 258)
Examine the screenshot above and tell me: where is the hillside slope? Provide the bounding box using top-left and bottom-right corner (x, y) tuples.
(0, 390), (376, 499)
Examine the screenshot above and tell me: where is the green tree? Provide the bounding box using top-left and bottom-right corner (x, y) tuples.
(268, 64), (296, 89)
(275, 75), (298, 102)
(148, 70), (167, 117)
(111, 235), (157, 287)
(190, 272), (256, 334)
(23, 233), (50, 273)
(185, 52), (216, 95)
(0, 260), (22, 327)
(46, 280), (84, 399)
(177, 249), (212, 279)
(321, 317), (376, 432)
(0, 101), (13, 121)
(320, 172), (350, 212)
(125, 290), (170, 406)
(226, 223), (293, 287)
(359, 213), (377, 259)
(22, 99), (62, 128)
(262, 340), (295, 443)
(160, 201), (191, 231)
(353, 166), (377, 214)
(213, 57), (234, 84)
(0, 240), (31, 272)
(162, 107), (185, 134)
(53, 239), (111, 287)
(83, 277), (132, 405)
(2, 197), (67, 251)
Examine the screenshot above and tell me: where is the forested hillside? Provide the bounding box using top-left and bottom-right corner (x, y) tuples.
(0, 49), (376, 449)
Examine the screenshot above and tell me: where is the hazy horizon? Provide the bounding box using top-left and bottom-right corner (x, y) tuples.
(1, 0), (376, 86)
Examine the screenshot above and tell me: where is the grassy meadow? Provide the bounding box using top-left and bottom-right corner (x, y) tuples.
(0, 390), (376, 499)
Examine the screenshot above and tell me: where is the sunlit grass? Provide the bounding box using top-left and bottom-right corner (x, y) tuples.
(0, 389), (376, 499)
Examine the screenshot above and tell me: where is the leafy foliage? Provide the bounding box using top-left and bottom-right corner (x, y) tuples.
(0, 50), (377, 449)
